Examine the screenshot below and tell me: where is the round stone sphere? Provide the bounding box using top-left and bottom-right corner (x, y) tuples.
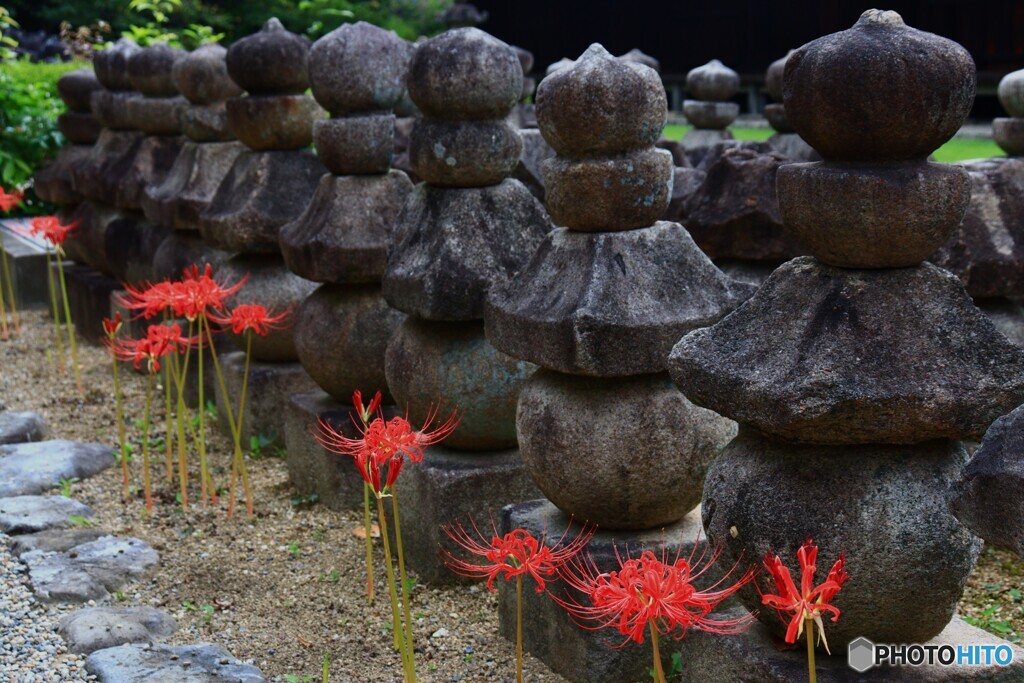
(537, 43), (666, 157)
(409, 119), (522, 187)
(172, 43), (242, 106)
(518, 370), (735, 530)
(777, 160), (971, 267)
(152, 232), (230, 282)
(294, 284), (405, 402)
(994, 117), (1024, 157)
(702, 428), (981, 648)
(127, 43), (185, 97)
(765, 52), (791, 102)
(998, 67), (1024, 117)
(513, 45), (534, 74)
(226, 17), (311, 96)
(406, 27), (522, 121)
(686, 59), (739, 101)
(620, 48), (660, 74)
(219, 253), (317, 362)
(309, 21), (413, 116)
(93, 38), (141, 91)
(57, 69), (103, 112)
(226, 95), (323, 150)
(385, 318), (535, 451)
(784, 9), (976, 162)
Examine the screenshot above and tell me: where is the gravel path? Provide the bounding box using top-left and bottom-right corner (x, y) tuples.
(0, 533), (93, 682)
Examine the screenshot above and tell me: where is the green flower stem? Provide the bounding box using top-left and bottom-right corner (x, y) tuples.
(516, 573), (524, 683)
(203, 321), (249, 516)
(164, 361), (174, 482)
(0, 247), (8, 339)
(111, 349), (129, 499)
(55, 249), (82, 396)
(650, 623), (665, 683)
(173, 324), (194, 510)
(376, 495), (409, 678)
(45, 250), (65, 372)
(142, 372), (154, 512)
(196, 315), (211, 504)
(235, 332), (254, 515)
(364, 483), (375, 604)
(391, 490), (415, 681)
(807, 618), (817, 683)
(0, 242), (19, 334)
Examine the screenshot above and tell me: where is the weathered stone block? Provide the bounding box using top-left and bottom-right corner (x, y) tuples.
(678, 611), (1024, 682)
(62, 262), (124, 346)
(212, 350), (318, 448)
(496, 500), (702, 683)
(395, 445), (541, 585)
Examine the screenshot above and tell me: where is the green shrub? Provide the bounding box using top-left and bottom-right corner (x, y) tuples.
(0, 60), (85, 210)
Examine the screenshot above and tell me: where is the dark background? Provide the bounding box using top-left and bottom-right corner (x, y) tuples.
(475, 0), (1024, 116)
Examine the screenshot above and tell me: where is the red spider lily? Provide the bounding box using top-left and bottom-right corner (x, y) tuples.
(441, 517), (594, 592)
(116, 280), (179, 320)
(102, 313), (123, 339)
(760, 540), (849, 654)
(172, 264), (246, 321)
(28, 216), (79, 246)
(352, 389), (382, 426)
(314, 403), (460, 496)
(208, 303), (291, 336)
(556, 538), (757, 647)
(108, 323), (198, 373)
(0, 187), (24, 213)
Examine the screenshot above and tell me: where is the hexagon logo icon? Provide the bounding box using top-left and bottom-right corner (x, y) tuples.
(848, 637), (875, 673)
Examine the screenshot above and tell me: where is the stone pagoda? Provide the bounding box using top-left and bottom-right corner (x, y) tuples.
(763, 50), (818, 161)
(278, 22), (414, 510)
(34, 69), (102, 207)
(931, 67), (1024, 346)
(669, 11), (1024, 679)
(142, 42), (242, 282)
(681, 59), (739, 165)
(486, 44), (751, 681)
(381, 27), (551, 583)
(199, 18), (324, 444)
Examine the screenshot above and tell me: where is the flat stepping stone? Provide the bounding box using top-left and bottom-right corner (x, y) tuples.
(0, 440), (114, 497)
(0, 495), (94, 535)
(60, 607), (178, 655)
(8, 527), (107, 558)
(86, 643), (265, 682)
(0, 411), (50, 445)
(24, 535), (159, 603)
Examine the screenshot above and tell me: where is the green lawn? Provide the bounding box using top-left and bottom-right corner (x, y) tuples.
(662, 123), (1004, 163)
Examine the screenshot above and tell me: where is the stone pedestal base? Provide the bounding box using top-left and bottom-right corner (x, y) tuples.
(678, 609), (1024, 682)
(395, 446), (541, 585)
(496, 499), (703, 683)
(284, 390), (366, 511)
(60, 262), (123, 345)
(681, 128), (733, 166)
(212, 351), (317, 447)
(767, 132), (821, 162)
(1, 225), (50, 309)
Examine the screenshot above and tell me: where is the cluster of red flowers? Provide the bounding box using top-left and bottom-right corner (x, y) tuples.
(442, 520), (594, 593)
(315, 401), (460, 496)
(760, 538), (849, 653)
(23, 215), (79, 247)
(118, 264), (247, 322)
(0, 187), (23, 213)
(109, 322), (198, 373)
(557, 542), (757, 646)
